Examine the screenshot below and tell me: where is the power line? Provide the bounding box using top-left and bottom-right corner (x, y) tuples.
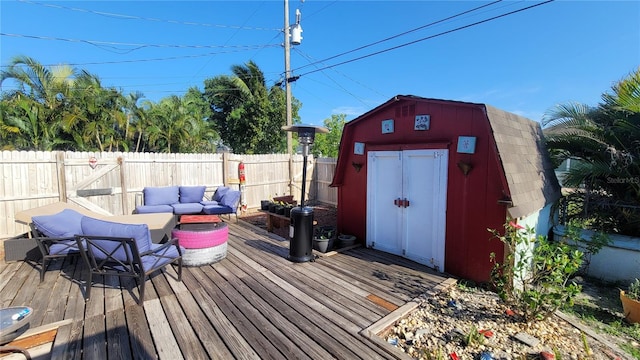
(297, 0), (554, 78)
(294, 0), (504, 73)
(17, 0), (281, 32)
(0, 33), (281, 51)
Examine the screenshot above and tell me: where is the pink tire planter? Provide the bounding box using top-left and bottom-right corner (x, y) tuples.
(171, 223), (228, 266)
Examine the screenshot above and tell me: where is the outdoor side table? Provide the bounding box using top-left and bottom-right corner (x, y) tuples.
(172, 222), (228, 266)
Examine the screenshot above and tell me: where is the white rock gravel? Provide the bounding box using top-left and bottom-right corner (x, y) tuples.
(382, 286), (622, 360)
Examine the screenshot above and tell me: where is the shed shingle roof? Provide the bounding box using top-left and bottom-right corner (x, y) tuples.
(484, 104), (561, 218)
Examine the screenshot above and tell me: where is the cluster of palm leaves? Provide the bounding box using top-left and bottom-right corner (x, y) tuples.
(1, 56), (295, 154)
(543, 68), (640, 235)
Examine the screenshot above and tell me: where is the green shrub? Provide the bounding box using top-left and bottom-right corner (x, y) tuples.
(489, 221), (583, 322)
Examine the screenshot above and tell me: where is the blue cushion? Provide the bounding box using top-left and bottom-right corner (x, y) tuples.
(202, 204), (233, 215)
(212, 186), (230, 202)
(171, 203), (204, 215)
(141, 243), (182, 272)
(221, 190), (241, 208)
(135, 205), (174, 214)
(200, 200), (218, 206)
(32, 209), (84, 237)
(143, 186), (179, 206)
(49, 240), (81, 255)
(80, 216), (152, 255)
(179, 186), (206, 203)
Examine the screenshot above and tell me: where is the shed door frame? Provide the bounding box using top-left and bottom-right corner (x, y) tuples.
(366, 149), (448, 271)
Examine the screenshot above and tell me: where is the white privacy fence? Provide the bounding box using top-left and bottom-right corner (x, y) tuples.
(0, 151), (337, 238)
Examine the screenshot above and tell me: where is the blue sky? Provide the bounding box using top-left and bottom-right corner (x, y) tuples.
(1, 0), (639, 126)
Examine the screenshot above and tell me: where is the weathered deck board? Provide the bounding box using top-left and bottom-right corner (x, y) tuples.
(1, 220), (453, 359)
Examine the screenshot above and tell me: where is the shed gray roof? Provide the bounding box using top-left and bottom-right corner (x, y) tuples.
(484, 104), (561, 219)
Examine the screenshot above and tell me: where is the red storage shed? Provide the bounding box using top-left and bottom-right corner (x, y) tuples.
(330, 95), (561, 282)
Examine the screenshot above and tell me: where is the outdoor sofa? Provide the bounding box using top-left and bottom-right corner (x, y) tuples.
(135, 185), (241, 219)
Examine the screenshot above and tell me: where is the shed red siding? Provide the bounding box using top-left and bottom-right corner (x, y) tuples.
(332, 97), (509, 282)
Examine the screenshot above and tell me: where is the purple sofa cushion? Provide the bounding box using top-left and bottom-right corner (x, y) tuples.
(179, 186), (206, 203)
(143, 186), (179, 206)
(220, 190), (241, 208)
(171, 203), (204, 215)
(32, 209), (84, 238)
(212, 186), (230, 202)
(135, 204), (174, 214)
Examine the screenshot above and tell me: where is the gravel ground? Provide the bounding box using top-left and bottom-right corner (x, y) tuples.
(382, 285), (631, 359)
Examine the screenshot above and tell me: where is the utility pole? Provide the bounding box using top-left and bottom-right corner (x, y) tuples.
(284, 0), (293, 158)
(284, 0), (303, 197)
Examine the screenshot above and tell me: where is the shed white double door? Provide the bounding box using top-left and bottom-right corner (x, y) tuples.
(366, 149), (448, 271)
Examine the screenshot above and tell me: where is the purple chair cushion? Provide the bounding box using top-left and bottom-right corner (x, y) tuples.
(32, 209), (84, 237)
(200, 200), (218, 206)
(49, 241), (81, 255)
(171, 203), (204, 215)
(141, 243), (182, 272)
(143, 186), (179, 206)
(80, 216), (152, 256)
(179, 186), (206, 203)
(212, 186), (230, 202)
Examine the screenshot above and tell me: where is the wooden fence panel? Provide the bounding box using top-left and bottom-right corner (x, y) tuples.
(0, 151), (337, 238)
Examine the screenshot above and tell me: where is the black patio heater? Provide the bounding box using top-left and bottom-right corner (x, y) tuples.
(282, 124), (329, 262)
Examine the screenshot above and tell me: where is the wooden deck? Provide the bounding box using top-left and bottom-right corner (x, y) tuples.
(1, 221), (452, 359)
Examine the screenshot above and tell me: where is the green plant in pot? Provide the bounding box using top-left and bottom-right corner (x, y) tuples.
(313, 226), (335, 253)
(620, 278), (640, 324)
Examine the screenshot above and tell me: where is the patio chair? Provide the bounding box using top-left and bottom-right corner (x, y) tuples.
(75, 217), (183, 304)
(30, 209), (85, 282)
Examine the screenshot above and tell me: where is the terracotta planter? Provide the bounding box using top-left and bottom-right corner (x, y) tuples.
(620, 290), (640, 324)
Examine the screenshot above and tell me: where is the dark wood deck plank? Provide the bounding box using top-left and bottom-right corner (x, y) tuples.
(184, 266), (285, 360)
(189, 285), (260, 360)
(124, 303), (158, 359)
(144, 297), (184, 359)
(207, 262), (312, 360)
(221, 264), (334, 360)
(106, 307), (132, 359)
(163, 271), (237, 360)
(40, 259), (79, 326)
(226, 235), (374, 329)
(158, 294), (210, 359)
(83, 314), (107, 360)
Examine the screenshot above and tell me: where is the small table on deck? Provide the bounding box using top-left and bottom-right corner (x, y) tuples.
(172, 215), (227, 266)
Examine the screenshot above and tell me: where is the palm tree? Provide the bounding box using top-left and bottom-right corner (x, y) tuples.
(146, 95), (197, 153)
(61, 71), (128, 151)
(0, 56), (76, 150)
(543, 68), (640, 235)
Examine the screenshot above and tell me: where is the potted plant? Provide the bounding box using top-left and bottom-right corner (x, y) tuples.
(337, 234), (357, 248)
(283, 204), (293, 217)
(275, 202), (286, 215)
(260, 200), (271, 211)
(313, 226), (336, 253)
(620, 278), (640, 324)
